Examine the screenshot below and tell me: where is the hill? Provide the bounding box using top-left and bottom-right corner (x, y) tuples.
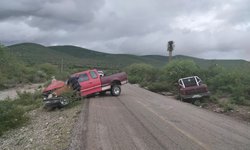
(7, 43), (250, 70)
(48, 45), (168, 67)
(8, 43), (82, 66)
(142, 54), (250, 70)
(8, 43), (167, 69)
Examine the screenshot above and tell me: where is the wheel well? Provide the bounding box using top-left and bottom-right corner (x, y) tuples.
(112, 80), (121, 86)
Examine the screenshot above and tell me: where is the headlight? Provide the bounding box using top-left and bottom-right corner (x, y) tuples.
(48, 94), (53, 99)
(52, 92), (57, 97)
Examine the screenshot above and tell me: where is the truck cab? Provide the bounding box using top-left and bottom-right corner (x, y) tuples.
(72, 69), (102, 96)
(178, 76), (210, 101)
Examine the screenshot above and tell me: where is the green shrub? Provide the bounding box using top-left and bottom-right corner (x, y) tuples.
(125, 63), (157, 85)
(147, 82), (170, 92)
(38, 63), (57, 76)
(125, 60), (250, 108)
(0, 91), (42, 136)
(0, 100), (28, 136)
(0, 46), (48, 88)
(193, 100), (201, 106)
(231, 96), (249, 106)
(207, 69), (250, 105)
(210, 95), (219, 103)
(162, 60), (200, 88)
(14, 91), (42, 111)
(221, 102), (235, 112)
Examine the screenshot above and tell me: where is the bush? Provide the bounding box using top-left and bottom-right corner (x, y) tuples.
(207, 69), (250, 105)
(14, 91), (42, 111)
(219, 102), (235, 112)
(0, 46), (25, 88)
(125, 60), (250, 108)
(125, 63), (157, 86)
(0, 46), (49, 88)
(0, 91), (42, 136)
(147, 82), (170, 92)
(0, 100), (28, 136)
(38, 63), (58, 79)
(162, 60), (200, 88)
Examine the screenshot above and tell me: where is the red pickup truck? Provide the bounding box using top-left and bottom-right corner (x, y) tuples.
(178, 76), (210, 101)
(43, 69), (128, 107)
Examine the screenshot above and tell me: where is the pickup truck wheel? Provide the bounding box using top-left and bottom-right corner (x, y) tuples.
(60, 97), (70, 106)
(111, 85), (121, 96)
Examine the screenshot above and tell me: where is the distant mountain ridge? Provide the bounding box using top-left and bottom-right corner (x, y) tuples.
(7, 43), (250, 69)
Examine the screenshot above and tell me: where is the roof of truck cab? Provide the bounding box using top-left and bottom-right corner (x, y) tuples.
(179, 76), (199, 80)
(71, 69), (97, 77)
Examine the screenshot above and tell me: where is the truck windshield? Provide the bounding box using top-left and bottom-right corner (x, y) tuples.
(182, 77), (197, 87)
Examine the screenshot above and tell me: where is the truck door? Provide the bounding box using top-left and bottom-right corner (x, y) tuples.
(88, 70), (102, 94)
(78, 71), (101, 96)
(78, 73), (91, 96)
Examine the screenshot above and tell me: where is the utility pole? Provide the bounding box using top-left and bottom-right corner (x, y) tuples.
(61, 58), (64, 73)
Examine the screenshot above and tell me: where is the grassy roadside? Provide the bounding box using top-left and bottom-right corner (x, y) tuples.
(0, 91), (42, 136)
(125, 60), (250, 121)
(0, 88), (84, 149)
(0, 88), (83, 136)
(0, 101), (83, 149)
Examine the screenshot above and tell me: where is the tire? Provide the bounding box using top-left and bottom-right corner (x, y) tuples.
(59, 97), (70, 106)
(180, 96), (183, 101)
(111, 85), (121, 96)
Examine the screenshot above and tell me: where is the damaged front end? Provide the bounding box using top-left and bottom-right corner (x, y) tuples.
(42, 80), (71, 108)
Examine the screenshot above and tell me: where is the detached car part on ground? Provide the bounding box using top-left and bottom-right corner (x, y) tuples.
(42, 69), (128, 108)
(178, 76), (210, 101)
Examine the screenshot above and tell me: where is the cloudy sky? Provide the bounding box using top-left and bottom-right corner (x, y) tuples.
(0, 0), (250, 60)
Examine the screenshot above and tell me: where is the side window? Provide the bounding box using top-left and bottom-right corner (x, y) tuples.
(78, 73), (89, 82)
(89, 71), (98, 79)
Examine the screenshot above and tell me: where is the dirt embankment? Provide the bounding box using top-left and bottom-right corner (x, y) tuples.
(0, 83), (84, 150)
(0, 103), (83, 150)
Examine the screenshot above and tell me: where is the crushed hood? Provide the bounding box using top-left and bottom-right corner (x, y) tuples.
(43, 80), (65, 93)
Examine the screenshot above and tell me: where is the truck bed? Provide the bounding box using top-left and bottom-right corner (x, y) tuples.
(101, 72), (127, 87)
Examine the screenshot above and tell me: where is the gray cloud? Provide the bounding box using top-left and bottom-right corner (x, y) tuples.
(0, 0), (250, 60)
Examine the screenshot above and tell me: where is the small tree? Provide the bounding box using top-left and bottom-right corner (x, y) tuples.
(167, 41), (174, 62)
(163, 59), (199, 87)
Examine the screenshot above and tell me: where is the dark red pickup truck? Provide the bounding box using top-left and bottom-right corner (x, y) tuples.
(178, 76), (210, 101)
(43, 69), (128, 107)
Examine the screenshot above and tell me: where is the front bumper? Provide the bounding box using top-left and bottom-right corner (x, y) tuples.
(180, 92), (210, 99)
(43, 97), (62, 108)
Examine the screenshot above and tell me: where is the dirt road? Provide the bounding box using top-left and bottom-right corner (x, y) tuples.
(70, 84), (250, 150)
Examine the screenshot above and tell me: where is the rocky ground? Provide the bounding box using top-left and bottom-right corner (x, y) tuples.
(0, 102), (83, 150)
(204, 102), (250, 123)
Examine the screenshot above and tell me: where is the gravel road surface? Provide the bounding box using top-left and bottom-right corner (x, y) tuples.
(70, 84), (250, 150)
